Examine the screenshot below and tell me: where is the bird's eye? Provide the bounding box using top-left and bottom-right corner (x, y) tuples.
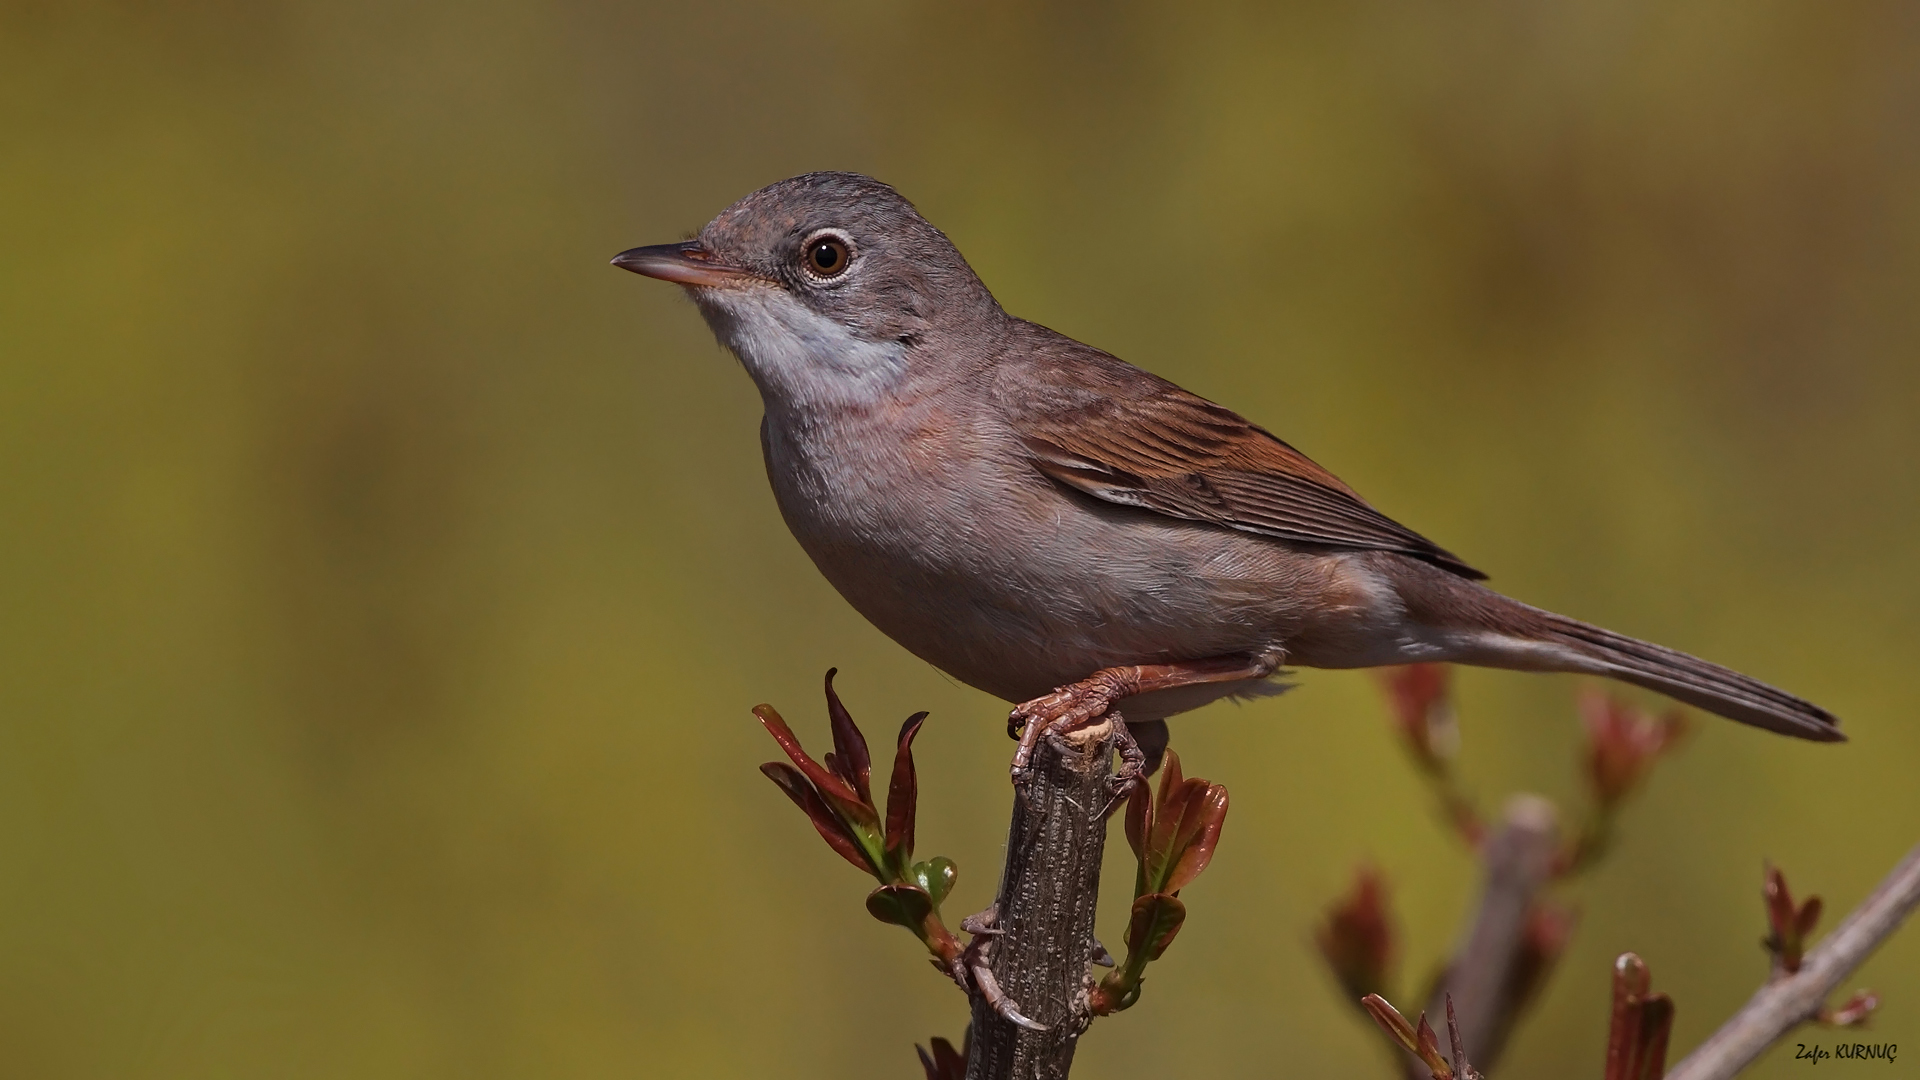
(803, 234), (852, 279)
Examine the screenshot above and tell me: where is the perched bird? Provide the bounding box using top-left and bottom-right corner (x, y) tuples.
(613, 172), (1840, 773)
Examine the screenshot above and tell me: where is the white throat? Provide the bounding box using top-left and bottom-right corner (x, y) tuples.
(694, 285), (908, 411)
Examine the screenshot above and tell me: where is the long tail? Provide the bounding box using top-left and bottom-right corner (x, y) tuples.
(1397, 566), (1845, 742)
(1530, 610), (1841, 741)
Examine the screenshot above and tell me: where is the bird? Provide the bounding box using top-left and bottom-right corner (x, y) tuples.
(612, 171), (1841, 776)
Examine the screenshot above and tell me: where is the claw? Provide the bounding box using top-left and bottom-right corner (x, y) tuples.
(958, 907), (998, 987)
(1009, 711), (1047, 782)
(971, 960), (1049, 1032)
(1007, 654), (1281, 784)
(1008, 676), (1129, 781)
(961, 906), (1001, 938)
(1090, 938), (1115, 968)
(1096, 716), (1148, 819)
(956, 905), (1049, 1031)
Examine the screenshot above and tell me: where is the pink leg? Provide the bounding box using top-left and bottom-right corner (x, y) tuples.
(1008, 652), (1281, 782)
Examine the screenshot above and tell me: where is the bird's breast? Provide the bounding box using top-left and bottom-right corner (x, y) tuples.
(761, 399), (1009, 582)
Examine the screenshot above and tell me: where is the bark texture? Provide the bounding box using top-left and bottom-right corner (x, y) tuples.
(965, 722), (1117, 1080)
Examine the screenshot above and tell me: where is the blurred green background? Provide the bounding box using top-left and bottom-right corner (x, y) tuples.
(3, 1), (1917, 1076)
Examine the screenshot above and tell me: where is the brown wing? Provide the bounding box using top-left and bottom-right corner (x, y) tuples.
(1008, 373), (1487, 580)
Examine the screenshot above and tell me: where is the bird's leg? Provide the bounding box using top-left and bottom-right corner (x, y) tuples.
(1098, 714), (1148, 819)
(1008, 651), (1281, 782)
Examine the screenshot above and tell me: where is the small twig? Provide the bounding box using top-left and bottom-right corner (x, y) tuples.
(1445, 995), (1479, 1080)
(1379, 665), (1486, 848)
(1667, 841), (1920, 1080)
(1362, 992), (1477, 1079)
(1420, 794), (1561, 1073)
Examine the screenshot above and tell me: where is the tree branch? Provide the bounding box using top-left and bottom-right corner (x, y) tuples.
(1417, 794), (1561, 1074)
(964, 719), (1118, 1080)
(1667, 841), (1920, 1080)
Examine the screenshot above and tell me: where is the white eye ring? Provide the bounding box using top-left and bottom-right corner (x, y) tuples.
(799, 230), (855, 281)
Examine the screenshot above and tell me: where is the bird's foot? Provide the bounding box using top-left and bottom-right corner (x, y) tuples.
(1099, 720), (1148, 819)
(1008, 669), (1136, 784)
(960, 905), (1001, 940)
(1007, 653), (1284, 786)
(958, 905), (1048, 1032)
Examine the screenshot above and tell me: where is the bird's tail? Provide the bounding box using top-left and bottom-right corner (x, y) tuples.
(1455, 598), (1844, 742)
(1543, 612), (1843, 740)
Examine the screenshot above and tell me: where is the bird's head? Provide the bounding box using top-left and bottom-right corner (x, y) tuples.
(613, 172), (1000, 409)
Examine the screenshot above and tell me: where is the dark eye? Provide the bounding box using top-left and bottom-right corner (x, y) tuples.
(804, 235), (851, 278)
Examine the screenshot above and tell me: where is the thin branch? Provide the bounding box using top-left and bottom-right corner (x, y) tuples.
(1668, 841), (1920, 1080)
(1417, 794), (1561, 1074)
(963, 720), (1118, 1080)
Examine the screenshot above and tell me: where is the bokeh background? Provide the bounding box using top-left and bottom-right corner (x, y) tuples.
(4, 1), (1917, 1076)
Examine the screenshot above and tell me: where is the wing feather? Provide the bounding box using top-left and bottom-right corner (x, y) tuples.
(1007, 371), (1486, 580)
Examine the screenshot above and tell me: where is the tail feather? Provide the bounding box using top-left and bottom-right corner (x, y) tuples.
(1381, 554), (1844, 742)
(1532, 611), (1843, 742)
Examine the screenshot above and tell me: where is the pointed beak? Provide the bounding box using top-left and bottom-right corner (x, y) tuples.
(610, 241), (761, 287)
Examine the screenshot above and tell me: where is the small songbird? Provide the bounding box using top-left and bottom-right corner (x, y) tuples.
(613, 171), (1840, 773)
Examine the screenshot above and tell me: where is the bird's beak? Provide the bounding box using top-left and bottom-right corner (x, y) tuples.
(610, 241), (760, 287)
